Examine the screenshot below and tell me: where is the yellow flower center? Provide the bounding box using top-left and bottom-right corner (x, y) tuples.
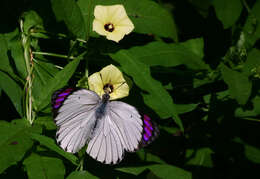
(104, 23), (115, 32)
(103, 83), (114, 94)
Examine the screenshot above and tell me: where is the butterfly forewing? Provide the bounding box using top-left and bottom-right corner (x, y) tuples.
(54, 89), (101, 153)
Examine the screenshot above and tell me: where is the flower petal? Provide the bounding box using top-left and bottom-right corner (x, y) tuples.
(106, 30), (125, 42)
(88, 72), (104, 97)
(100, 64), (126, 85)
(116, 22), (134, 35)
(107, 5), (128, 25)
(93, 4), (134, 42)
(94, 5), (108, 23)
(93, 19), (108, 36)
(110, 82), (129, 100)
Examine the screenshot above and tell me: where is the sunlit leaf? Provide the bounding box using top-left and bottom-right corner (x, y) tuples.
(34, 57), (81, 111)
(176, 104), (198, 114)
(30, 133), (78, 165)
(22, 11), (43, 34)
(32, 59), (59, 107)
(0, 35), (14, 74)
(8, 37), (28, 79)
(67, 171), (99, 179)
(110, 51), (183, 130)
(23, 153), (65, 179)
(0, 71), (23, 116)
(117, 164), (192, 179)
(0, 121), (34, 173)
(137, 149), (166, 164)
(112, 38), (207, 70)
(51, 0), (87, 39)
(34, 116), (56, 130)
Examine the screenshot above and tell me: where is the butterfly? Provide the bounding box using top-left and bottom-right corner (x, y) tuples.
(52, 88), (158, 164)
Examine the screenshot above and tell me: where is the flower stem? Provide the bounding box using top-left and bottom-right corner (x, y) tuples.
(20, 19), (35, 125)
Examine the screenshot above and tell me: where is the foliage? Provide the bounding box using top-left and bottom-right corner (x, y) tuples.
(0, 0), (260, 178)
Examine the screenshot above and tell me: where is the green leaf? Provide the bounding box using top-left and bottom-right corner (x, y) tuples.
(51, 0), (87, 39)
(244, 144), (260, 164)
(124, 0), (178, 40)
(78, 0), (178, 41)
(0, 35), (14, 74)
(234, 138), (260, 164)
(160, 126), (180, 134)
(22, 11), (44, 34)
(251, 96), (260, 114)
(110, 51), (183, 130)
(9, 37), (28, 79)
(235, 96), (260, 118)
(113, 38), (207, 70)
(34, 116), (56, 130)
(0, 121), (34, 174)
(221, 64), (252, 105)
(35, 57), (81, 111)
(0, 71), (23, 116)
(2, 29), (27, 80)
(137, 149), (166, 164)
(30, 133), (78, 165)
(117, 164), (192, 179)
(243, 1), (260, 48)
(189, 0), (211, 18)
(23, 153), (65, 179)
(212, 0), (242, 29)
(32, 59), (59, 107)
(243, 48), (260, 76)
(67, 171), (99, 179)
(186, 148), (213, 167)
(176, 104), (198, 114)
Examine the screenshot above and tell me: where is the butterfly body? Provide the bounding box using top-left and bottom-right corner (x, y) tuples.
(52, 88), (158, 164)
(95, 94), (110, 119)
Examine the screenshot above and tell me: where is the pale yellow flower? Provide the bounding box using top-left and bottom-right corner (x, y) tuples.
(93, 5), (134, 42)
(88, 64), (129, 100)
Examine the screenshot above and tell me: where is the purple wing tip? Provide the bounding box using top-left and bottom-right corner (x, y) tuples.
(141, 114), (159, 146)
(51, 88), (75, 116)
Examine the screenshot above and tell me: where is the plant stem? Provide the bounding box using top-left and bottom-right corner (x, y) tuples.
(21, 19), (35, 124)
(241, 0), (251, 14)
(32, 51), (75, 60)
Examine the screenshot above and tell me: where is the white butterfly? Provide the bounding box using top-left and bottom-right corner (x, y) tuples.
(52, 88), (146, 164)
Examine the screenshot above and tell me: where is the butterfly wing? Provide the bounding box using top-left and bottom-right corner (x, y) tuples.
(53, 89), (101, 153)
(52, 87), (75, 116)
(86, 101), (143, 164)
(140, 114), (159, 147)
